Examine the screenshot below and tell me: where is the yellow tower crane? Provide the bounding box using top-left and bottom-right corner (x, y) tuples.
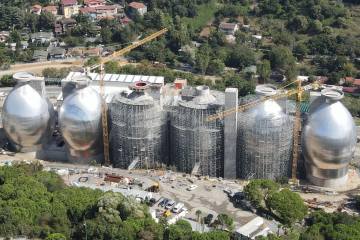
(206, 80), (320, 181)
(85, 28), (168, 166)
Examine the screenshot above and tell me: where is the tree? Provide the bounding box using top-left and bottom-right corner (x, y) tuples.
(243, 179), (280, 209)
(38, 12), (55, 31)
(207, 59), (225, 75)
(195, 210), (202, 223)
(217, 214), (234, 231)
(225, 74), (255, 97)
(293, 43), (308, 61)
(226, 45), (256, 70)
(195, 44), (211, 75)
(257, 60), (271, 83)
(308, 20), (323, 34)
(101, 28), (113, 44)
(269, 46), (295, 70)
(287, 15), (309, 32)
(266, 189), (308, 226)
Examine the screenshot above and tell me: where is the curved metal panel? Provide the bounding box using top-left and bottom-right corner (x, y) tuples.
(302, 91), (356, 187)
(59, 86), (102, 152)
(2, 83), (51, 147)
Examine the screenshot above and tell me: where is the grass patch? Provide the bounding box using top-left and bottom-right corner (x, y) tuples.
(355, 117), (360, 126)
(183, 0), (218, 31)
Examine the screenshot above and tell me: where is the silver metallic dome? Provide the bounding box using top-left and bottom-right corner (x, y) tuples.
(302, 89), (357, 187)
(2, 81), (52, 147)
(59, 77), (102, 153)
(238, 85), (293, 180)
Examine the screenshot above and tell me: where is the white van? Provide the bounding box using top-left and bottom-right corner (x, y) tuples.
(172, 202), (184, 213)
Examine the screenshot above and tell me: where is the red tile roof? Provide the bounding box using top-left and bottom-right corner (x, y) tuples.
(43, 5), (57, 12)
(79, 7), (96, 13)
(128, 2), (146, 9)
(84, 0), (105, 4)
(32, 4), (42, 10)
(354, 79), (360, 86)
(61, 0), (77, 6)
(343, 87), (360, 94)
(96, 5), (117, 10)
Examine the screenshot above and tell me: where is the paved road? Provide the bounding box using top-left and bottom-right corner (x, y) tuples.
(0, 59), (84, 77)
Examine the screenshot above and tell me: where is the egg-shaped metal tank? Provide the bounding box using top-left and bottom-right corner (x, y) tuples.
(169, 86), (224, 177)
(59, 76), (103, 161)
(237, 85), (294, 180)
(2, 75), (53, 148)
(109, 82), (168, 169)
(302, 89), (356, 187)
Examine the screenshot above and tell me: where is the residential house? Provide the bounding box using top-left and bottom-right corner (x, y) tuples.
(55, 18), (77, 35)
(219, 22), (239, 35)
(31, 5), (42, 15)
(83, 47), (102, 57)
(43, 5), (58, 15)
(342, 77), (360, 96)
(79, 7), (97, 20)
(120, 16), (131, 26)
(128, 2), (147, 16)
(32, 50), (48, 62)
(30, 32), (54, 44)
(61, 0), (79, 18)
(84, 0), (106, 7)
(0, 31), (9, 43)
(95, 5), (118, 19)
(48, 47), (66, 60)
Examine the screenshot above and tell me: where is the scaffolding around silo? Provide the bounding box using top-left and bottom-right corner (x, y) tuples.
(109, 82), (168, 169)
(169, 86), (224, 177)
(237, 86), (294, 180)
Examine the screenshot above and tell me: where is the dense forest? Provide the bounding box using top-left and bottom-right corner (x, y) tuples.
(1, 163), (360, 239)
(0, 163), (231, 239)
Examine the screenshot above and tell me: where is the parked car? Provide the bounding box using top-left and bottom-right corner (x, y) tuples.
(165, 200), (175, 209)
(187, 184), (198, 191)
(148, 198), (157, 206)
(172, 202), (184, 213)
(159, 198), (169, 207)
(204, 214), (214, 224)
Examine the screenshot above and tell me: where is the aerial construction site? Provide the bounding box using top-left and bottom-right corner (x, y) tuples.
(0, 29), (358, 190)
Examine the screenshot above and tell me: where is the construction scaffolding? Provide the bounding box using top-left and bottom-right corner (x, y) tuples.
(169, 86), (224, 177)
(109, 85), (168, 169)
(237, 94), (294, 180)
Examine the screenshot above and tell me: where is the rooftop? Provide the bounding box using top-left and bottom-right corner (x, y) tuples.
(219, 22), (238, 30)
(64, 72), (165, 85)
(128, 1), (146, 9)
(61, 0), (77, 6)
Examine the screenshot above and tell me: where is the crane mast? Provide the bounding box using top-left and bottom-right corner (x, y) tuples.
(206, 81), (320, 181)
(86, 28), (168, 166)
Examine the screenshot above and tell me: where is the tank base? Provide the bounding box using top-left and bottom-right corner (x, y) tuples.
(307, 173), (348, 188)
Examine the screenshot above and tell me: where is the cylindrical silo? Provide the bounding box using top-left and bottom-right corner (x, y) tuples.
(302, 89), (356, 188)
(238, 85), (294, 180)
(2, 73), (54, 148)
(169, 86), (224, 177)
(59, 76), (103, 163)
(109, 82), (168, 169)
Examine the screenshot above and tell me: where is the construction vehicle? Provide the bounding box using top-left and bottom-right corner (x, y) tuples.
(84, 28), (168, 166)
(206, 80), (321, 181)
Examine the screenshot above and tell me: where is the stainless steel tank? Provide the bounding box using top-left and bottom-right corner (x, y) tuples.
(238, 85), (294, 180)
(58, 76), (103, 162)
(2, 74), (53, 148)
(169, 86), (224, 177)
(109, 82), (168, 169)
(302, 88), (357, 187)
